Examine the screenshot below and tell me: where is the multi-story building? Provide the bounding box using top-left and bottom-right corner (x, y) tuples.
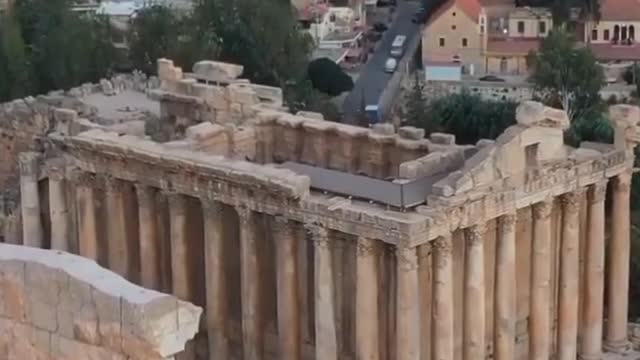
(586, 0), (640, 64)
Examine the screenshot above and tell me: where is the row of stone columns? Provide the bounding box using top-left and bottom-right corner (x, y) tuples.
(430, 173), (631, 360)
(20, 165), (634, 360)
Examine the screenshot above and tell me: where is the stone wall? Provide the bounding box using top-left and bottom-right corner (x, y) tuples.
(0, 243), (201, 359)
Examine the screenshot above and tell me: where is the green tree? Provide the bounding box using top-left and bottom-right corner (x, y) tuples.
(283, 79), (341, 121)
(0, 14), (33, 101)
(418, 90), (517, 145)
(307, 58), (354, 96)
(530, 27), (604, 122)
(405, 72), (430, 131)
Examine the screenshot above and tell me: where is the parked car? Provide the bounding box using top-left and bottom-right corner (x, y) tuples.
(479, 75), (506, 82)
(384, 58), (398, 73)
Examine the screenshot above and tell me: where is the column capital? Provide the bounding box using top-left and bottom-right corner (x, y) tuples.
(235, 205), (253, 225)
(533, 199), (553, 220)
(47, 166), (65, 181)
(433, 234), (453, 268)
(306, 223), (331, 249)
(589, 180), (608, 204)
(499, 213), (517, 233)
(166, 192), (187, 214)
(356, 237), (377, 257)
(562, 189), (585, 213)
(103, 175), (127, 192)
(72, 171), (97, 188)
(614, 171), (633, 193)
(134, 183), (154, 203)
(18, 152), (40, 179)
(271, 215), (290, 231)
(396, 246), (418, 271)
(201, 199), (223, 215)
(465, 223), (486, 246)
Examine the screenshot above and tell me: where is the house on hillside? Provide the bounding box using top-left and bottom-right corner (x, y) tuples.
(421, 0), (486, 76)
(585, 0), (640, 64)
(485, 7), (551, 75)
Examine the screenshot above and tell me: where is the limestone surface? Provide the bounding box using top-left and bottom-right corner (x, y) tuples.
(0, 243), (202, 360)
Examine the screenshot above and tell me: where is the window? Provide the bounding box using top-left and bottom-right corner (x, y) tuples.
(592, 29), (598, 41)
(462, 38), (468, 47)
(539, 21), (546, 34)
(439, 37), (445, 47)
(517, 21), (525, 34)
(630, 25), (635, 40)
(452, 25), (457, 30)
(452, 12), (456, 16)
(480, 25), (485, 34)
(604, 29), (610, 41)
(500, 57), (508, 73)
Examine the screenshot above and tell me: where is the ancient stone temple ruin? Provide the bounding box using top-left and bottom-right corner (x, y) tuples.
(2, 58), (640, 359)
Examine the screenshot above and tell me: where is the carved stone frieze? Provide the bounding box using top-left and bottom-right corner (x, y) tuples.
(499, 213), (517, 234)
(561, 189), (584, 214)
(465, 223), (486, 246)
(356, 237), (377, 257)
(396, 246), (419, 271)
(589, 181), (608, 204)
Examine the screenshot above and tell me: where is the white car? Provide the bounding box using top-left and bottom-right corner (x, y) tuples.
(384, 58), (397, 73)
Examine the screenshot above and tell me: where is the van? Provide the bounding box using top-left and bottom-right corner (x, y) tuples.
(390, 35), (406, 57)
(384, 58), (397, 73)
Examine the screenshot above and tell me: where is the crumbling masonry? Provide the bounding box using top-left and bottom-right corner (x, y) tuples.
(3, 58), (640, 359)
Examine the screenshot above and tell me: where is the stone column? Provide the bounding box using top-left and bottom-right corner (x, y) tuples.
(168, 193), (191, 300)
(530, 200), (553, 360)
(309, 225), (338, 360)
(605, 171), (633, 353)
(135, 184), (160, 290)
(432, 234), (454, 360)
(581, 181), (607, 359)
(494, 214), (516, 360)
(356, 236), (379, 360)
(19, 152), (43, 248)
(48, 169), (69, 251)
(202, 200), (229, 360)
(558, 190), (582, 360)
(464, 223), (486, 360)
(237, 205), (262, 360)
(273, 216), (301, 360)
(396, 246), (420, 360)
(75, 173), (98, 261)
(105, 176), (130, 278)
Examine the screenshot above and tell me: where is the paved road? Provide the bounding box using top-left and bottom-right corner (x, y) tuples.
(342, 1), (422, 123)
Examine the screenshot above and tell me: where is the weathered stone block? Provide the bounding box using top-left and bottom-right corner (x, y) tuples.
(430, 132), (456, 145)
(398, 126), (425, 140)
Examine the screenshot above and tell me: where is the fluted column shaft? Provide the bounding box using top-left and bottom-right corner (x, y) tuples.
(274, 216), (301, 360)
(105, 177), (130, 278)
(581, 181), (607, 359)
(19, 152), (43, 248)
(237, 206), (262, 360)
(530, 200), (553, 360)
(558, 190), (583, 360)
(135, 184), (160, 290)
(605, 171), (632, 353)
(356, 236), (379, 360)
(310, 225), (338, 360)
(76, 174), (98, 260)
(396, 246), (420, 360)
(48, 170), (69, 251)
(464, 224), (486, 360)
(432, 235), (454, 360)
(494, 214), (517, 360)
(168, 193), (191, 300)
(202, 201), (229, 360)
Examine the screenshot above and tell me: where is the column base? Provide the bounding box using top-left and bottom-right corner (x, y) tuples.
(603, 340), (632, 354)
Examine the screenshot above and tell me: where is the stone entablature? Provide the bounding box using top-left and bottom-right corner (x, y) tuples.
(0, 243), (201, 359)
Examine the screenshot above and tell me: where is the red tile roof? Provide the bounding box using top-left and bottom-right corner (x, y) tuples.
(487, 37), (540, 55)
(428, 0), (482, 25)
(599, 0), (640, 21)
(588, 43), (640, 61)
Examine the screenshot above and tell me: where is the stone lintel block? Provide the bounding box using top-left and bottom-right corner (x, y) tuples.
(429, 132), (456, 145)
(185, 122), (226, 141)
(302, 119), (334, 133)
(228, 84), (259, 105)
(296, 111), (324, 120)
(372, 123), (395, 135)
(335, 124), (369, 138)
(516, 101), (569, 129)
(193, 60), (243, 81)
(398, 126), (425, 140)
